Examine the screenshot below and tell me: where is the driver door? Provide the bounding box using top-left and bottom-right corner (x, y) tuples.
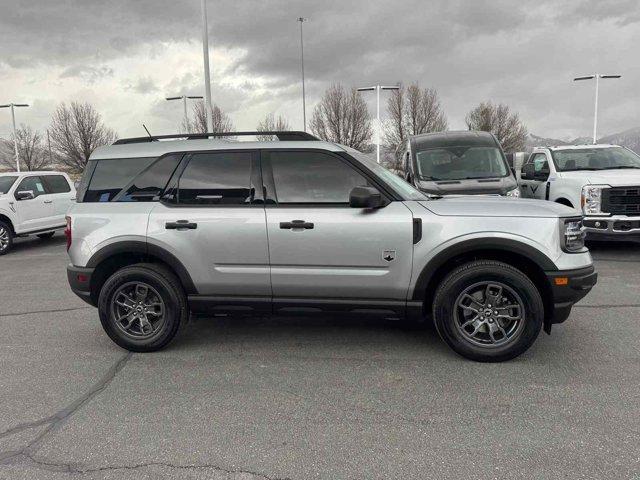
(520, 153), (549, 200)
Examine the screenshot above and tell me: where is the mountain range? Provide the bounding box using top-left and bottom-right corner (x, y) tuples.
(526, 126), (640, 154)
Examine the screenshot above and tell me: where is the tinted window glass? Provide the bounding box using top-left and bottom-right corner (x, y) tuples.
(118, 154), (182, 202)
(76, 161), (97, 203)
(270, 151), (369, 203)
(552, 147), (640, 171)
(43, 175), (71, 194)
(0, 176), (17, 194)
(415, 146), (508, 181)
(85, 157), (156, 202)
(177, 152), (253, 205)
(15, 176), (46, 198)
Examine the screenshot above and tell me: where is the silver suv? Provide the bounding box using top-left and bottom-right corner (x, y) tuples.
(66, 131), (597, 362)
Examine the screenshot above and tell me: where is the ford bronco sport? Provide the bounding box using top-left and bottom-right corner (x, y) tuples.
(66, 131), (596, 362)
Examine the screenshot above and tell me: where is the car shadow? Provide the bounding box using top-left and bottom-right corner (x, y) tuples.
(9, 233), (67, 255)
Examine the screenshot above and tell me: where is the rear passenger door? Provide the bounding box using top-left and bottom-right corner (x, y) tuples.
(42, 175), (75, 225)
(262, 150), (414, 308)
(147, 150), (271, 301)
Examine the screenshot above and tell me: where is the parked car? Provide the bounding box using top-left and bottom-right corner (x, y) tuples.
(401, 131), (520, 197)
(0, 171), (76, 255)
(520, 144), (640, 241)
(66, 131), (596, 362)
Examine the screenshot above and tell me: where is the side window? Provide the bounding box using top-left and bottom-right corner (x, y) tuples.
(42, 175), (71, 194)
(532, 154), (549, 173)
(176, 152), (253, 205)
(117, 154), (182, 202)
(15, 176), (46, 199)
(84, 157), (156, 202)
(269, 151), (369, 204)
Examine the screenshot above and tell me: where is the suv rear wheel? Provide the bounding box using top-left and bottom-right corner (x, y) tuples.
(432, 260), (543, 362)
(98, 263), (187, 352)
(0, 221), (14, 255)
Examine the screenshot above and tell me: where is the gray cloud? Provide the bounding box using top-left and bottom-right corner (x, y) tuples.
(1, 0), (639, 138)
(60, 65), (114, 83)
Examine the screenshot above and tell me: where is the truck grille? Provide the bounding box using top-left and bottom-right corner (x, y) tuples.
(602, 187), (640, 215)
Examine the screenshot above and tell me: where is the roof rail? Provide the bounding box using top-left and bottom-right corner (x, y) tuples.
(113, 131), (319, 145)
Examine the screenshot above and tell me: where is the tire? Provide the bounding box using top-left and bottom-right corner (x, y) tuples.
(37, 232), (55, 239)
(432, 260), (543, 362)
(98, 263), (188, 352)
(0, 221), (14, 256)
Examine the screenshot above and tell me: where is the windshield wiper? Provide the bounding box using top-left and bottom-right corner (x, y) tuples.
(419, 175), (441, 181)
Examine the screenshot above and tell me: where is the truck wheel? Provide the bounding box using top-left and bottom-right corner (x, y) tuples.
(37, 232), (55, 239)
(0, 221), (14, 255)
(432, 260), (543, 362)
(98, 263), (187, 352)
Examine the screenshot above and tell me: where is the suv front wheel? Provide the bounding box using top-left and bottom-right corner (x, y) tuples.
(433, 260), (543, 362)
(0, 221), (14, 255)
(98, 263), (188, 352)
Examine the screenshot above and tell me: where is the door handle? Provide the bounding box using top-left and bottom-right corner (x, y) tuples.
(165, 220), (198, 230)
(43, 200), (53, 204)
(280, 220), (314, 230)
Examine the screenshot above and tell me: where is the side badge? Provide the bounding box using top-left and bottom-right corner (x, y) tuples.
(382, 250), (396, 262)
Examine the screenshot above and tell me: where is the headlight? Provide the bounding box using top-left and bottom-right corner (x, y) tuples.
(505, 187), (520, 198)
(581, 185), (607, 215)
(561, 218), (586, 252)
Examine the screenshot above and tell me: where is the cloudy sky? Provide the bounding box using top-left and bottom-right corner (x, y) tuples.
(0, 0), (639, 142)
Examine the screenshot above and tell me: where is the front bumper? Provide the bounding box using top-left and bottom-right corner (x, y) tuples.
(67, 264), (96, 306)
(544, 265), (597, 332)
(584, 215), (640, 242)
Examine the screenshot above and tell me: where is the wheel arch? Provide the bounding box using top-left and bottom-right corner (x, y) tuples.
(86, 241), (197, 305)
(412, 238), (556, 327)
(554, 197), (574, 208)
(0, 213), (15, 234)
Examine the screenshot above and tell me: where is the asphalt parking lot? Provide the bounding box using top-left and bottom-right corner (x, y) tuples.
(0, 235), (639, 480)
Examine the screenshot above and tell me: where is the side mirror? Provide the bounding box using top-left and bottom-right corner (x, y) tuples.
(521, 163), (534, 180)
(16, 190), (35, 201)
(349, 186), (383, 209)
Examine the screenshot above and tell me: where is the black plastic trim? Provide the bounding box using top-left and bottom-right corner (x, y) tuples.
(67, 264), (95, 306)
(413, 218), (422, 244)
(411, 238), (558, 301)
(85, 241), (198, 294)
(545, 266), (597, 331)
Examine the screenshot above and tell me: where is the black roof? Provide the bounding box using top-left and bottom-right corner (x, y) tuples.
(410, 130), (498, 150)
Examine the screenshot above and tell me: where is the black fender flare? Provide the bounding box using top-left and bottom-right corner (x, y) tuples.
(86, 240), (198, 294)
(411, 237), (557, 301)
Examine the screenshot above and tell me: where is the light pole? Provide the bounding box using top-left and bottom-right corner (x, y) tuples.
(297, 17), (308, 132)
(166, 95), (204, 132)
(356, 85), (399, 163)
(573, 74), (621, 144)
(201, 0), (213, 132)
(0, 103), (29, 172)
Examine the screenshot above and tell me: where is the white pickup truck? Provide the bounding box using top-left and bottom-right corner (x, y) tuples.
(0, 171), (76, 255)
(520, 144), (640, 241)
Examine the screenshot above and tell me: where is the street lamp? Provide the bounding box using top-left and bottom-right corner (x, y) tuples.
(0, 103), (29, 172)
(166, 95), (204, 132)
(297, 17), (308, 132)
(573, 74), (621, 144)
(201, 0), (214, 132)
(356, 85), (399, 164)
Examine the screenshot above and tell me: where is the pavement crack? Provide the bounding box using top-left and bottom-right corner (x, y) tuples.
(0, 306), (93, 318)
(0, 352), (132, 463)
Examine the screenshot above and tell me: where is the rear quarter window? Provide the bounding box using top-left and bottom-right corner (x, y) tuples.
(42, 175), (71, 194)
(84, 157), (156, 202)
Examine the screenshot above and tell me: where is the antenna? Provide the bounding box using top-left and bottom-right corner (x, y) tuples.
(142, 124), (154, 140)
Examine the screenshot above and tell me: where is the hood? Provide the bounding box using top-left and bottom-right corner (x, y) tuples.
(560, 169), (640, 186)
(420, 196), (577, 218)
(416, 175), (517, 196)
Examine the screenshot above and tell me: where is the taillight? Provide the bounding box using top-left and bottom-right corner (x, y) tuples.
(65, 216), (72, 251)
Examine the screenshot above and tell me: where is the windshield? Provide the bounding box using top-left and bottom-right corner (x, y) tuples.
(342, 147), (426, 200)
(0, 176), (18, 194)
(551, 147), (640, 171)
(415, 146), (509, 181)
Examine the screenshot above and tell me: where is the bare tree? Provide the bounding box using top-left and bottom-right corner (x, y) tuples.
(310, 84), (372, 151)
(0, 125), (50, 171)
(256, 113), (290, 141)
(49, 102), (116, 173)
(384, 83), (448, 169)
(182, 101), (234, 134)
(465, 101), (528, 153)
